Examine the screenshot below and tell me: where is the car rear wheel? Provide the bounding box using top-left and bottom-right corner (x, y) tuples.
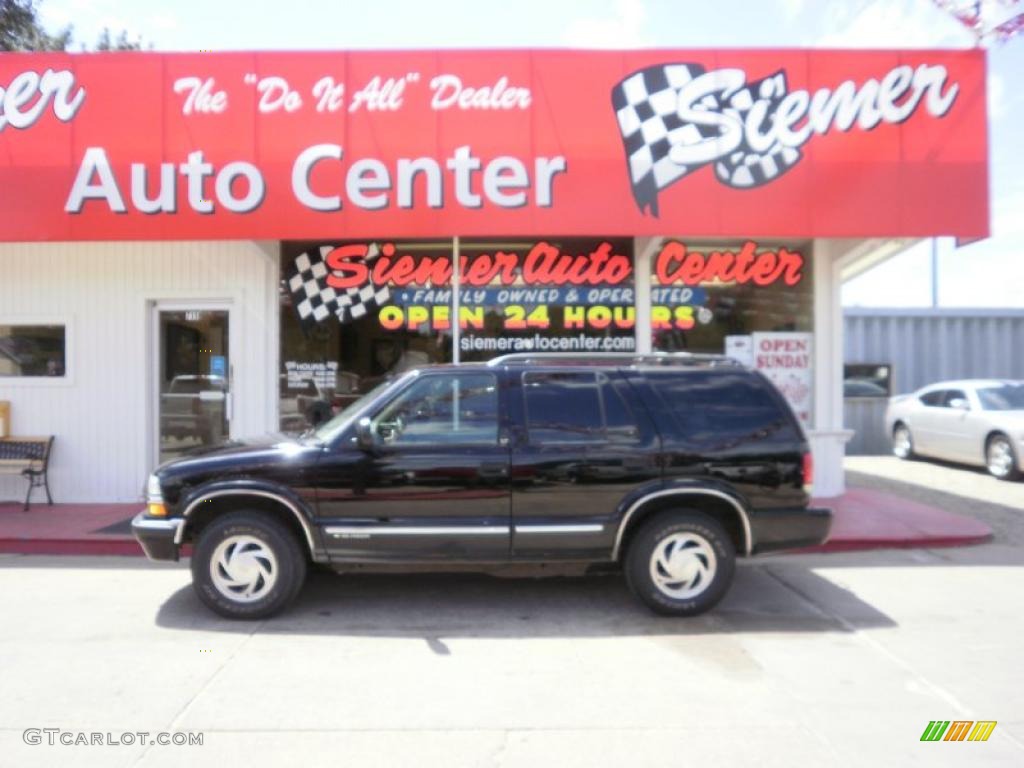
(892, 423), (915, 460)
(986, 434), (1021, 481)
(624, 511), (736, 617)
(191, 511), (307, 619)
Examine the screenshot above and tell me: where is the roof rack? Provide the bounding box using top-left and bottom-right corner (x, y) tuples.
(486, 352), (742, 368)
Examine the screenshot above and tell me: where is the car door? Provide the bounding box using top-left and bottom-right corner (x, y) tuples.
(934, 388), (981, 462)
(311, 370), (511, 561)
(508, 369), (661, 560)
(925, 388), (972, 460)
(910, 389), (948, 457)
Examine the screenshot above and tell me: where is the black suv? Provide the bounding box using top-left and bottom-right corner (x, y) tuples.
(133, 353), (831, 619)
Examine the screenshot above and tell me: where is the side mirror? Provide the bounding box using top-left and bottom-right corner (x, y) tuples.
(949, 397), (970, 411)
(355, 417), (375, 450)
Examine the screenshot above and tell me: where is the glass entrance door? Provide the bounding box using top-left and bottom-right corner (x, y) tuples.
(157, 308), (231, 463)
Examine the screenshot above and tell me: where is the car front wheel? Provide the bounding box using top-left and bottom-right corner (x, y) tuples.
(191, 511), (307, 619)
(892, 423), (915, 460)
(986, 434), (1022, 481)
(624, 511), (736, 617)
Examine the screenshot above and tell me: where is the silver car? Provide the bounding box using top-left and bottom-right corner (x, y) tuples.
(885, 379), (1024, 480)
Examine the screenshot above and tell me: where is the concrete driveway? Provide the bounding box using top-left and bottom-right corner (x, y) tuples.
(0, 546), (1022, 767)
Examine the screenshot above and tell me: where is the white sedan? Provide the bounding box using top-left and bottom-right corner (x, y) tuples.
(884, 379), (1024, 481)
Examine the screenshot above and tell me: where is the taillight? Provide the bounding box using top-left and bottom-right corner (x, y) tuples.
(802, 451), (814, 488)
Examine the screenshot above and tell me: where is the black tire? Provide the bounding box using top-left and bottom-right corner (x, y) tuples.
(892, 422), (915, 460)
(624, 511), (736, 617)
(191, 511), (307, 619)
(986, 433), (1022, 481)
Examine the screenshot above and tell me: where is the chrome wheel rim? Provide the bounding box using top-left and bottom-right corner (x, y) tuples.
(210, 535), (278, 603)
(893, 427), (912, 458)
(987, 438), (1014, 478)
(649, 532), (717, 600)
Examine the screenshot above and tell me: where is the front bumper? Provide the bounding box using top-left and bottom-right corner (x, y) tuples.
(131, 511), (183, 562)
(748, 506), (833, 555)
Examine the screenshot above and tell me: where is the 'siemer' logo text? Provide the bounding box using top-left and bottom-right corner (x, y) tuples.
(0, 69), (85, 131)
(612, 62), (959, 215)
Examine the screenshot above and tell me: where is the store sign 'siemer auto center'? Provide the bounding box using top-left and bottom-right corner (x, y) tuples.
(0, 49), (988, 241)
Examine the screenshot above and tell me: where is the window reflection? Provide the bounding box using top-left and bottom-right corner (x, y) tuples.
(650, 239), (814, 354)
(373, 373), (499, 446)
(279, 240), (453, 433)
(0, 325), (66, 377)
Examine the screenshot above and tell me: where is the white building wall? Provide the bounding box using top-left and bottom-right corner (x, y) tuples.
(0, 241), (279, 503)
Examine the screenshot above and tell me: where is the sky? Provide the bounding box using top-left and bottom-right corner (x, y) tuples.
(35, 0), (1024, 309)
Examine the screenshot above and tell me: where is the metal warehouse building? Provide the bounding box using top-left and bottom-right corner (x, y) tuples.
(844, 308), (1024, 455)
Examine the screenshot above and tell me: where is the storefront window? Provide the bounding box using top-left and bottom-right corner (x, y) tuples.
(0, 324), (66, 377)
(457, 237), (635, 362)
(650, 239), (813, 352)
(278, 236), (814, 432)
(651, 239), (815, 425)
(279, 237), (635, 433)
(279, 240), (454, 432)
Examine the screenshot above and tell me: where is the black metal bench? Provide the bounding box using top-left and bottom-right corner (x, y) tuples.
(0, 437), (54, 511)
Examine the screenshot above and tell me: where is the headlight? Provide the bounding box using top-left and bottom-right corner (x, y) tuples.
(146, 473), (163, 501)
(145, 474), (167, 516)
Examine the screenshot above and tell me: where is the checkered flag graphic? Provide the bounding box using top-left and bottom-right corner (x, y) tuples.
(711, 70), (802, 190)
(287, 244), (391, 326)
(612, 63), (803, 215)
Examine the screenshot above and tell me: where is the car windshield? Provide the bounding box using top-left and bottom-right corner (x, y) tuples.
(307, 377), (400, 443)
(976, 384), (1024, 411)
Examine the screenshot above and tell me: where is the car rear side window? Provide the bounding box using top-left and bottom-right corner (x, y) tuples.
(919, 390), (946, 407)
(522, 371), (640, 444)
(645, 371), (794, 446)
(601, 374), (642, 442)
(977, 383), (1024, 410)
(524, 372), (603, 443)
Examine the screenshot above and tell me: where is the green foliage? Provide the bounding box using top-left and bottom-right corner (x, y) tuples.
(94, 27), (145, 52)
(0, 0), (149, 52)
(0, 0), (70, 51)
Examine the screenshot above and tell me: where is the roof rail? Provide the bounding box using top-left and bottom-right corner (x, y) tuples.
(486, 352), (742, 368)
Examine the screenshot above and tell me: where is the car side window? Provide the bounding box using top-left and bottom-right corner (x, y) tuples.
(943, 389), (969, 408)
(600, 374), (641, 443)
(644, 371), (790, 446)
(523, 371), (603, 443)
(919, 390), (946, 407)
(372, 373), (499, 446)
(522, 371), (641, 445)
